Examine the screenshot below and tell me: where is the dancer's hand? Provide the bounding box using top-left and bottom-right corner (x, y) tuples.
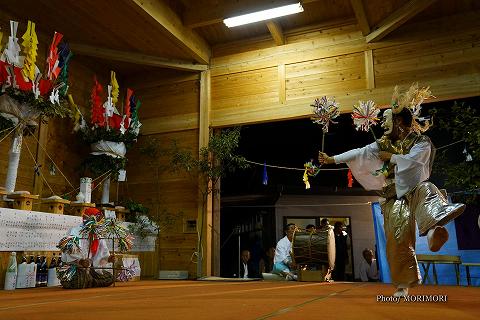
(318, 152), (334, 165)
(379, 151), (393, 161)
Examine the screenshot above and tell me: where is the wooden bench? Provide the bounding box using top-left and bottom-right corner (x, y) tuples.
(416, 254), (461, 285)
(462, 262), (480, 286)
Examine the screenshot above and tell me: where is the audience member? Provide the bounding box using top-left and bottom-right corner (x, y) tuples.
(305, 224), (316, 232)
(240, 249), (252, 278)
(333, 221), (349, 281)
(259, 246), (275, 274)
(359, 248), (379, 282)
(273, 223), (297, 280)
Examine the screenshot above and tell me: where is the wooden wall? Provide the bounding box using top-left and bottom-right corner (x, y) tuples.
(209, 12), (480, 127)
(125, 75), (201, 279)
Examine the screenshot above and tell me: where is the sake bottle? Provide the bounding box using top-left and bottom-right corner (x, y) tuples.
(4, 252), (17, 290)
(47, 254), (59, 287)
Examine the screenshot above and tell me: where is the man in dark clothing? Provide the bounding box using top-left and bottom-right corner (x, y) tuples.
(333, 221), (349, 281)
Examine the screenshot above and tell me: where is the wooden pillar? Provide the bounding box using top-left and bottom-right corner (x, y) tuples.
(278, 64), (286, 104)
(32, 119), (49, 209)
(364, 49), (375, 89)
(198, 69), (212, 277)
(212, 142), (221, 277)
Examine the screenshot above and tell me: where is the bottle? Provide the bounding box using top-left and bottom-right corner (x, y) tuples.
(4, 252), (17, 290)
(40, 256), (48, 286)
(47, 254), (59, 287)
(49, 254), (57, 269)
(35, 255), (42, 287)
(28, 254), (37, 288)
(57, 254), (63, 268)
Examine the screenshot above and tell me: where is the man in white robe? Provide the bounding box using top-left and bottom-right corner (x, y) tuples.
(319, 106), (465, 296)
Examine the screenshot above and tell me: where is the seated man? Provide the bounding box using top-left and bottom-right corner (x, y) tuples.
(359, 248), (379, 282)
(272, 223), (297, 280)
(240, 249), (254, 278)
(57, 207), (115, 289)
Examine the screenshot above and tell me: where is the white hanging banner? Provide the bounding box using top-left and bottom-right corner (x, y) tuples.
(0, 208), (155, 252)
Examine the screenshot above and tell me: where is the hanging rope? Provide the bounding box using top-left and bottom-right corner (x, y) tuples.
(436, 139), (464, 151)
(246, 139), (466, 173)
(28, 127), (75, 189)
(0, 123), (21, 144)
(245, 159), (349, 171)
(23, 136), (56, 195)
(61, 170), (112, 198)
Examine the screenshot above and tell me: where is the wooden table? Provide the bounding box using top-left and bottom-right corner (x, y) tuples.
(416, 254), (461, 285)
(463, 262), (480, 286)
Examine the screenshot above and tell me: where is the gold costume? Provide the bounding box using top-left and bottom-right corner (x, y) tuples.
(378, 134), (464, 287)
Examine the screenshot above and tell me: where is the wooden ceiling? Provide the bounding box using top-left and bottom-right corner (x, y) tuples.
(1, 0), (479, 76)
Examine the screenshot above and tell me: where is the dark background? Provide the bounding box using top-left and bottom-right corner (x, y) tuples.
(219, 96), (480, 277)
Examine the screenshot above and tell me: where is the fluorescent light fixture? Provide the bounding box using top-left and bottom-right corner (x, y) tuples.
(224, 2), (304, 28)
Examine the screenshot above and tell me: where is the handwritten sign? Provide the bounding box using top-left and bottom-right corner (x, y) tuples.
(0, 208), (155, 252)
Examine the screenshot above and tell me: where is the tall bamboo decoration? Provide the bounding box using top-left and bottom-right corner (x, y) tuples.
(78, 73), (141, 205)
(0, 20), (71, 193)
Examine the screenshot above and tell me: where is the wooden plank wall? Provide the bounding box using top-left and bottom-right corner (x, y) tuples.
(210, 12), (480, 127)
(124, 76), (201, 279)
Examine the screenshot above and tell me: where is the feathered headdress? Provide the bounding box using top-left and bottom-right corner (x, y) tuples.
(390, 83), (434, 133)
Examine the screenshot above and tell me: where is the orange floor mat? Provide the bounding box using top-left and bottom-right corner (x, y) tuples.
(0, 280), (479, 320)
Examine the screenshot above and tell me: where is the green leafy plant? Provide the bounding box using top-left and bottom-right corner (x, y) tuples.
(82, 154), (126, 179)
(79, 126), (138, 149)
(4, 87), (72, 118)
(170, 127), (249, 277)
(430, 102), (479, 203)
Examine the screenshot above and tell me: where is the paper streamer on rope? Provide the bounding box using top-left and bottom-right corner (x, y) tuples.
(262, 161), (268, 185)
(303, 161), (320, 189)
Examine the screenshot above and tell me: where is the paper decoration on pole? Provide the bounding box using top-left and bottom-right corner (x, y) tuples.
(0, 20), (73, 193)
(20, 20), (38, 81)
(90, 77), (104, 126)
(352, 100), (380, 132)
(304, 96), (340, 188)
(46, 32), (63, 80)
(78, 71), (142, 204)
(311, 96), (340, 133)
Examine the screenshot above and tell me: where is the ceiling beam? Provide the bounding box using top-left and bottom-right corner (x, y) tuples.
(184, 0), (304, 28)
(366, 0), (437, 43)
(266, 21), (285, 45)
(349, 0), (370, 36)
(125, 0), (211, 64)
(70, 43), (208, 72)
